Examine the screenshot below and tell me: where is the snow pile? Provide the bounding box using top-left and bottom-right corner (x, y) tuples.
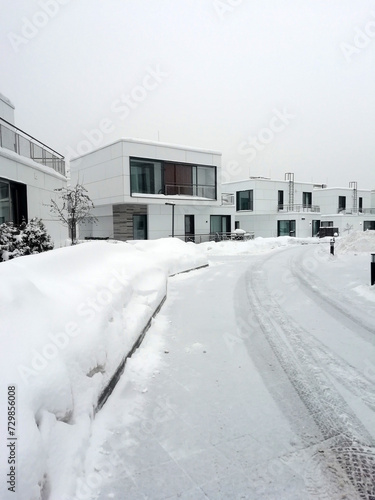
(335, 230), (375, 254)
(127, 237), (208, 275)
(0, 240), (207, 500)
(200, 236), (313, 256)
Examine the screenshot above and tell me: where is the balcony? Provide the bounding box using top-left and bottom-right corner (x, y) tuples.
(221, 193), (235, 206)
(164, 183), (216, 199)
(336, 208), (375, 214)
(278, 204), (320, 213)
(0, 117), (65, 176)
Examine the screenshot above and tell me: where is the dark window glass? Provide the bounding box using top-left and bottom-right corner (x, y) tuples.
(130, 159), (162, 194)
(359, 197), (363, 212)
(278, 190), (284, 209)
(210, 215), (231, 233)
(303, 192), (312, 207)
(338, 196), (346, 212)
(0, 178), (27, 225)
(364, 221), (375, 231)
(133, 214), (147, 239)
(236, 190), (253, 211)
(277, 220), (296, 237)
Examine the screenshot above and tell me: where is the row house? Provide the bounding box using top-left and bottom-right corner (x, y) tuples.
(70, 138), (234, 242)
(224, 173), (375, 238)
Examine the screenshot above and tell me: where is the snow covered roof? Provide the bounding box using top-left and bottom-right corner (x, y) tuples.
(70, 137), (222, 161)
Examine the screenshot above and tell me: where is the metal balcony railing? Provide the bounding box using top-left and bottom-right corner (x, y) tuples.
(174, 232), (255, 243)
(164, 183), (216, 199)
(221, 193), (235, 206)
(278, 204), (320, 213)
(0, 117), (65, 176)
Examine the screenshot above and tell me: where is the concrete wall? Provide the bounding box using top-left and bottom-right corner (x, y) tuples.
(0, 148), (68, 246)
(313, 187), (372, 214)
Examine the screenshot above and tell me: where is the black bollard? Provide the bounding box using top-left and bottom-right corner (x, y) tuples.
(330, 238), (335, 256)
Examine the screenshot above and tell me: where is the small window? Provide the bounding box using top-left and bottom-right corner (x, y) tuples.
(303, 192), (312, 207)
(321, 221), (333, 228)
(338, 196), (346, 212)
(359, 197), (363, 213)
(278, 190), (284, 210)
(236, 190), (253, 211)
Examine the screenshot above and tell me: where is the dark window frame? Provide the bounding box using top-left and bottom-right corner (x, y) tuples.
(236, 189), (253, 211)
(130, 157), (217, 200)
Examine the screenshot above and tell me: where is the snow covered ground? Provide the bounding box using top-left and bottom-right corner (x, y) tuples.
(1, 232), (374, 499)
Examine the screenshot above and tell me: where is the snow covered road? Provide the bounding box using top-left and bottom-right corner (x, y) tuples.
(76, 243), (375, 500)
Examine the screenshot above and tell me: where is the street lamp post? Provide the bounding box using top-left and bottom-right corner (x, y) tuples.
(165, 202), (175, 237)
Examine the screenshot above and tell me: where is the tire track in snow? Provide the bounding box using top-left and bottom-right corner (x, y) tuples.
(245, 251), (375, 500)
(291, 249), (375, 342)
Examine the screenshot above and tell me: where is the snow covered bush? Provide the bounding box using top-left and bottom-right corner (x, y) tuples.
(0, 218), (54, 262)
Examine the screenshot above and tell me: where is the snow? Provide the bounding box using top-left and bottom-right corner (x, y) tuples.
(1, 231), (374, 499)
(0, 239), (207, 500)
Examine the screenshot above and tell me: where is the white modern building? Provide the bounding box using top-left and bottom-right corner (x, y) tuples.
(0, 93), (68, 245)
(224, 173), (375, 238)
(70, 138), (234, 241)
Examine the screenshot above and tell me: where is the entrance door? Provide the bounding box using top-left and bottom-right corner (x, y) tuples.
(210, 215), (231, 234)
(133, 214), (147, 239)
(277, 220), (296, 237)
(312, 220), (320, 237)
(185, 215), (195, 242)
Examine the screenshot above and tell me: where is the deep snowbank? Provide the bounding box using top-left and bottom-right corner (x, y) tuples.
(335, 230), (375, 254)
(0, 239), (207, 500)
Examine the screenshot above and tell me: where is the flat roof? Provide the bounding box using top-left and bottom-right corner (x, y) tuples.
(70, 137), (222, 161)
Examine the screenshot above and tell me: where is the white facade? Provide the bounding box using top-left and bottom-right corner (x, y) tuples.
(70, 138), (231, 241)
(224, 175), (375, 238)
(0, 94), (68, 246)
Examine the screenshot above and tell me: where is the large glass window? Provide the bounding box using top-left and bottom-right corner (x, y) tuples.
(210, 215), (231, 233)
(0, 181), (10, 224)
(133, 214), (147, 239)
(236, 190), (253, 211)
(130, 157), (216, 199)
(0, 178), (27, 225)
(277, 220), (295, 237)
(130, 159), (163, 194)
(196, 166), (216, 198)
(364, 221), (375, 231)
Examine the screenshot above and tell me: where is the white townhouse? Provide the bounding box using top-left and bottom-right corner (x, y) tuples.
(224, 173), (375, 238)
(70, 138), (234, 242)
(0, 93), (68, 245)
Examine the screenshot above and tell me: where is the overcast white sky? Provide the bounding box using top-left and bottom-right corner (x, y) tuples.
(1, 0), (374, 188)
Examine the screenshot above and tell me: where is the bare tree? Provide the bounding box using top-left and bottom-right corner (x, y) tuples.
(49, 183), (97, 245)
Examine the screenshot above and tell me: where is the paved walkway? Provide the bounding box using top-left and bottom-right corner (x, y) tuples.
(76, 249), (373, 500)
